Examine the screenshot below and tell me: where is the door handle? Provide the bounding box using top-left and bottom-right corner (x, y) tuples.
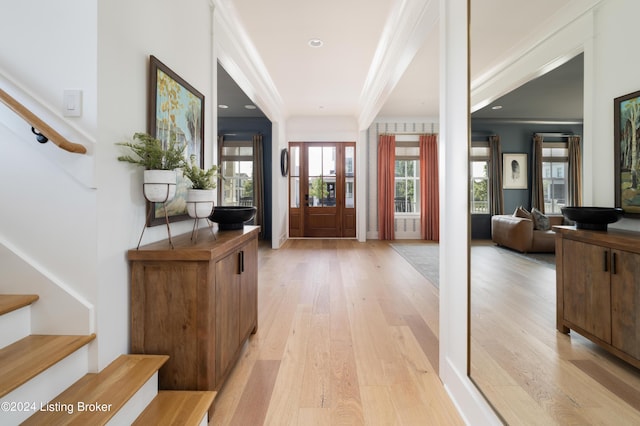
(604, 250), (609, 272)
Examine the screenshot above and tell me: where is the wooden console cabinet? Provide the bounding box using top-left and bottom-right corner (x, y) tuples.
(128, 226), (259, 402)
(555, 226), (640, 368)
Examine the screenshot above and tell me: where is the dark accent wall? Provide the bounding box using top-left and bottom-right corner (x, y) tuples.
(219, 117), (273, 240)
(471, 119), (583, 239)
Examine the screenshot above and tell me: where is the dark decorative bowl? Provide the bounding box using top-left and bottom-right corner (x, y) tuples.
(209, 206), (257, 230)
(561, 207), (624, 231)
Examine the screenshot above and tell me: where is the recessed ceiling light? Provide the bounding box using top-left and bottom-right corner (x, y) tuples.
(491, 105), (503, 110)
(218, 104), (229, 109)
(244, 104), (257, 110)
(308, 38), (323, 48)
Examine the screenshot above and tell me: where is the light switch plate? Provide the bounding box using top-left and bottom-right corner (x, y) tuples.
(63, 89), (82, 117)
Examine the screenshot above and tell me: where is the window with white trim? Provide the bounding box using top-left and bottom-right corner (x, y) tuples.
(394, 139), (420, 214)
(542, 142), (568, 214)
(470, 142), (490, 214)
(219, 140), (254, 206)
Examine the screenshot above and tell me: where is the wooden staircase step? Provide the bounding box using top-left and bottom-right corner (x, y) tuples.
(0, 294), (39, 315)
(23, 354), (169, 425)
(133, 390), (217, 425)
(0, 334), (95, 399)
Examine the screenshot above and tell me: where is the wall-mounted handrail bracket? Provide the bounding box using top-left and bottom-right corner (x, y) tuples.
(31, 127), (49, 144)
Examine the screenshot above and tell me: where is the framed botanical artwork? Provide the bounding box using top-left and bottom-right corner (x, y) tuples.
(503, 153), (528, 189)
(614, 89), (640, 216)
(147, 55), (205, 226)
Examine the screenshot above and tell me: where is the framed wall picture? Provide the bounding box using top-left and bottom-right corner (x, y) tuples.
(503, 153), (528, 189)
(147, 55), (205, 226)
(614, 89), (640, 216)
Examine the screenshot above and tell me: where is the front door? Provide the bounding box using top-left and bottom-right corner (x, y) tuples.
(289, 142), (356, 237)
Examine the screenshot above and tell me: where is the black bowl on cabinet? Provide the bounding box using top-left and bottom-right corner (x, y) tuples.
(561, 206), (624, 231)
(209, 206), (257, 230)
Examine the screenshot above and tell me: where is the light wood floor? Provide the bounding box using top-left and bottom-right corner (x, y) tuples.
(210, 239), (463, 425)
(470, 244), (640, 425)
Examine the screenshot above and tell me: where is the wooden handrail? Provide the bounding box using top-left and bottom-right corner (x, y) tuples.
(0, 87), (87, 154)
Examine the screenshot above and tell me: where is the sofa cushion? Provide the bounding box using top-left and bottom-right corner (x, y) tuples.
(513, 205), (532, 219)
(531, 208), (550, 230)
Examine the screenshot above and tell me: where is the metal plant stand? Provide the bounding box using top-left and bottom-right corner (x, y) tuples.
(189, 201), (215, 243)
(136, 183), (174, 249)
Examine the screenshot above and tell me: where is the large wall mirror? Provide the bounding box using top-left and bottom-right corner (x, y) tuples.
(468, 1), (640, 424)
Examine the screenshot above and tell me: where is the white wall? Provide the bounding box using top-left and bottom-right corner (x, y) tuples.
(591, 0), (640, 232)
(96, 0), (215, 369)
(439, 0), (500, 423)
(271, 121), (289, 248)
(1, 0), (216, 371)
(0, 0), (98, 336)
(286, 116), (359, 142)
(0, 0), (98, 135)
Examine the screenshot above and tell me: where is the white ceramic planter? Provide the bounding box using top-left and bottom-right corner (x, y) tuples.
(143, 170), (177, 202)
(186, 189), (215, 218)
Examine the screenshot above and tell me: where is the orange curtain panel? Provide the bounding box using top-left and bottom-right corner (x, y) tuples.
(377, 134), (396, 240)
(420, 134), (439, 241)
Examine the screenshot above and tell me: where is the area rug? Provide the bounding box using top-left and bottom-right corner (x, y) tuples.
(390, 243), (556, 289)
(390, 243), (440, 288)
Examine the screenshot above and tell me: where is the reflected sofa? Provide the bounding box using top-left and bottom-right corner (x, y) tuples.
(491, 214), (564, 253)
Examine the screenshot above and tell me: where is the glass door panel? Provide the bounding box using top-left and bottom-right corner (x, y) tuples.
(290, 146), (300, 208)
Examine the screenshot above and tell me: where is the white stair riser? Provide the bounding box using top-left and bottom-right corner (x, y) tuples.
(0, 346), (89, 425)
(199, 413), (208, 426)
(0, 306), (31, 348)
(107, 372), (158, 425)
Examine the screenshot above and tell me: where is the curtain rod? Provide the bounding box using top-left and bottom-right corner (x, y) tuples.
(387, 132), (437, 135)
(534, 132), (576, 137)
(220, 131), (262, 136)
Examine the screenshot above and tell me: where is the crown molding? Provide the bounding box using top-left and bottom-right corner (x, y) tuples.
(213, 0), (286, 123)
(357, 0), (438, 130)
(470, 0), (601, 112)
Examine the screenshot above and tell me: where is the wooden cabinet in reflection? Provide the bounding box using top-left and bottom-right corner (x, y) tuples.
(556, 226), (640, 367)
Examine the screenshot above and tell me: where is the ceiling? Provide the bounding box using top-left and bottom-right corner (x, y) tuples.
(471, 53), (583, 120)
(216, 0), (583, 123)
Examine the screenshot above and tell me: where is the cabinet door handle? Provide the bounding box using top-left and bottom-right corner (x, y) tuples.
(612, 252), (617, 275)
(604, 250), (609, 272)
(238, 250), (245, 274)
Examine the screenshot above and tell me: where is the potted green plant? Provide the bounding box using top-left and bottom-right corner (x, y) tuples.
(116, 132), (186, 202)
(181, 155), (219, 218)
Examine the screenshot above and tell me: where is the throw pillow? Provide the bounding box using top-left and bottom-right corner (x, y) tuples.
(531, 207), (550, 230)
(513, 205), (532, 219)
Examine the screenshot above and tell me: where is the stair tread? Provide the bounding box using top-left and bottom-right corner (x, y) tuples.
(133, 390), (217, 425)
(0, 294), (39, 315)
(0, 334), (95, 399)
(23, 354), (169, 425)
